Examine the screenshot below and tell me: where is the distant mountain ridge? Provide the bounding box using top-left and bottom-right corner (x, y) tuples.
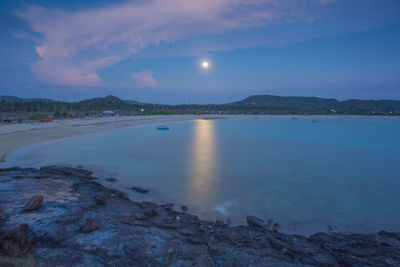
(78, 95), (128, 105)
(229, 94), (400, 114)
(73, 95), (136, 111)
(1, 94), (400, 115)
(123, 99), (140, 105)
(0, 96), (55, 103)
(0, 95), (143, 114)
(0, 95), (140, 105)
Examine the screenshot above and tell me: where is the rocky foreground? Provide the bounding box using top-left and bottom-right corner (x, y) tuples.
(0, 167), (399, 266)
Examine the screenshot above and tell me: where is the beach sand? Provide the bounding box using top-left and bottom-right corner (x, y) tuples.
(1, 114), (350, 162)
(0, 115), (208, 162)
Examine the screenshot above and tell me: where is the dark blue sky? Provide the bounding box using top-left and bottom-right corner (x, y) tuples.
(1, 0), (400, 104)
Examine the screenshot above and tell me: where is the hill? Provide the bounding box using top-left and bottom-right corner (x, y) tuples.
(229, 95), (400, 114)
(124, 99), (140, 105)
(73, 95), (136, 111)
(0, 96), (55, 103)
(0, 95), (140, 114)
(0, 95), (141, 105)
(1, 94), (399, 115)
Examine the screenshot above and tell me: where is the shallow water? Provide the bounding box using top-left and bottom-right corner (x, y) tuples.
(3, 116), (400, 235)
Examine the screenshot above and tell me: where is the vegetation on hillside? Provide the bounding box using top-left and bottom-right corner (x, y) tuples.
(229, 95), (400, 115)
(1, 94), (399, 116)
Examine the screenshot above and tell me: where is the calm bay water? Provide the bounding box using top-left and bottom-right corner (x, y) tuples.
(3, 116), (400, 235)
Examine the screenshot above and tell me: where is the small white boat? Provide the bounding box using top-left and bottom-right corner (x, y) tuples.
(157, 126), (170, 130)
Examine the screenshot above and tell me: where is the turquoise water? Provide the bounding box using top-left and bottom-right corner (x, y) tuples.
(3, 116), (400, 235)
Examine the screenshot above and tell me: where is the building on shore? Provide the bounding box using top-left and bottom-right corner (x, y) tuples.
(102, 110), (119, 117)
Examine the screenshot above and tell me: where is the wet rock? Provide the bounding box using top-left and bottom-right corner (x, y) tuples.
(130, 186), (149, 193)
(119, 215), (136, 225)
(143, 208), (158, 217)
(35, 175), (51, 179)
(133, 213), (149, 221)
(13, 175), (27, 178)
(23, 195), (43, 211)
(139, 202), (159, 219)
(161, 202), (174, 211)
(0, 224), (30, 257)
(266, 218), (273, 229)
(119, 215), (150, 226)
(309, 232), (400, 266)
(246, 216), (265, 229)
(2, 166), (24, 172)
(154, 218), (180, 229)
(326, 224), (338, 233)
(40, 166), (95, 179)
(95, 195), (107, 205)
(140, 201), (157, 209)
(105, 177), (117, 182)
(24, 167), (38, 173)
(214, 220), (226, 228)
(272, 223), (281, 231)
(103, 188), (129, 200)
(1, 166), (400, 266)
(181, 205), (188, 212)
(80, 219), (99, 233)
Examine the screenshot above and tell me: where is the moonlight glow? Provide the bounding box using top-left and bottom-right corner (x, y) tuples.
(202, 61), (209, 69)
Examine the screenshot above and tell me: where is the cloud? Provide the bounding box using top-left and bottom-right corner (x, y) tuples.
(131, 71), (158, 88)
(17, 0), (337, 86)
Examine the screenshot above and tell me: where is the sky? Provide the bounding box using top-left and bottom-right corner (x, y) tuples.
(0, 0), (400, 104)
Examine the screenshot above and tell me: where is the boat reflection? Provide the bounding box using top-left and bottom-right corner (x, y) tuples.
(189, 119), (217, 201)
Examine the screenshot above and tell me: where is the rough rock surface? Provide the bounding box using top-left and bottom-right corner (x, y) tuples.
(247, 216), (265, 229)
(105, 177), (117, 182)
(23, 195), (44, 211)
(130, 186), (149, 193)
(0, 223), (30, 257)
(80, 218), (100, 233)
(0, 166), (399, 266)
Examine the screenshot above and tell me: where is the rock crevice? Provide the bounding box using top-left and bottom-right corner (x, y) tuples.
(0, 166), (399, 266)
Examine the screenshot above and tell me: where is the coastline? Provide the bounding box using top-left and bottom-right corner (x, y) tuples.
(1, 116), (400, 265)
(0, 115), (206, 162)
(2, 114), (398, 163)
(1, 166), (399, 266)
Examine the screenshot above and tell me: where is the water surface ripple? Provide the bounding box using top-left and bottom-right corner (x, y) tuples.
(3, 116), (400, 235)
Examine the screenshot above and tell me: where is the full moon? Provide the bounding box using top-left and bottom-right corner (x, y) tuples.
(202, 61), (209, 69)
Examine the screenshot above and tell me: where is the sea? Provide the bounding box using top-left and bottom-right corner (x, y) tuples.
(3, 116), (400, 235)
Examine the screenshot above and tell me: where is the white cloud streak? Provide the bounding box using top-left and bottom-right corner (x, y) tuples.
(17, 0), (336, 86)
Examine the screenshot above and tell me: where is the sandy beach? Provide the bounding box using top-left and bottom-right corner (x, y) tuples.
(0, 115), (208, 162)
(1, 114), (386, 163)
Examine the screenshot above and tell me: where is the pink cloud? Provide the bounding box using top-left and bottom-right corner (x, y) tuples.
(32, 62), (101, 86)
(17, 0), (337, 86)
(131, 71), (158, 88)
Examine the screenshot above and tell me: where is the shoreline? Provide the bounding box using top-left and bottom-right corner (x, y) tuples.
(2, 114), (399, 163)
(0, 114), (205, 162)
(1, 166), (399, 265)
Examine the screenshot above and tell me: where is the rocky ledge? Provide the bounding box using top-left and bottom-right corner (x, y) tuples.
(0, 166), (399, 266)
